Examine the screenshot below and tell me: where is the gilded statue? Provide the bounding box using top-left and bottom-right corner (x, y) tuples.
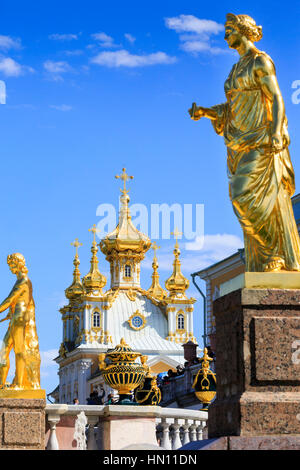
(189, 13), (300, 272)
(0, 253), (41, 391)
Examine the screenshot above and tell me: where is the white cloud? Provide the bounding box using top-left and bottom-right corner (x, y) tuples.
(49, 33), (78, 41)
(91, 32), (118, 48)
(43, 60), (72, 80)
(165, 14), (227, 55)
(44, 60), (71, 74)
(0, 57), (33, 77)
(124, 33), (136, 44)
(63, 49), (84, 56)
(40, 349), (58, 368)
(0, 35), (21, 50)
(183, 233), (243, 271)
(181, 40), (226, 55)
(143, 233), (243, 274)
(186, 233), (241, 252)
(165, 15), (223, 36)
(91, 49), (176, 68)
(50, 104), (73, 111)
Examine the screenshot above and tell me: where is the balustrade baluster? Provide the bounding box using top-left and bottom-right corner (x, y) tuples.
(182, 419), (192, 446)
(196, 420), (205, 440)
(171, 419), (182, 450)
(46, 414), (61, 450)
(189, 422), (197, 441)
(160, 418), (172, 450)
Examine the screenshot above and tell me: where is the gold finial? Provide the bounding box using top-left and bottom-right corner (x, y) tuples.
(71, 238), (83, 257)
(115, 168), (134, 195)
(88, 224), (100, 244)
(151, 241), (160, 259)
(171, 228), (183, 247)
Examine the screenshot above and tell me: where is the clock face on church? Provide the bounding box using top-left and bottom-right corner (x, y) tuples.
(128, 311), (146, 331)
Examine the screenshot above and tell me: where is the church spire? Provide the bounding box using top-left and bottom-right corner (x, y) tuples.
(165, 229), (189, 298)
(83, 224), (107, 294)
(100, 168), (151, 289)
(148, 242), (166, 300)
(65, 238), (85, 300)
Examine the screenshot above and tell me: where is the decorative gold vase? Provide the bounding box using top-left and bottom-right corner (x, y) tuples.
(99, 338), (147, 404)
(192, 348), (216, 410)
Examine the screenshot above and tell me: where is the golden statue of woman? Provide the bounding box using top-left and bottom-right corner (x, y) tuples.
(0, 253), (41, 391)
(189, 13), (300, 272)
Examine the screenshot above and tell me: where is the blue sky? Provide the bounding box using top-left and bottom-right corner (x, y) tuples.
(0, 0), (299, 396)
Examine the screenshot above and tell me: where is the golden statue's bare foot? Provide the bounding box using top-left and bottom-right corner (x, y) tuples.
(264, 258), (285, 272)
(10, 384), (25, 390)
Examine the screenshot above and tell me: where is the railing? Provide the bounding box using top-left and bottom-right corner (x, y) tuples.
(160, 363), (203, 407)
(45, 404), (208, 450)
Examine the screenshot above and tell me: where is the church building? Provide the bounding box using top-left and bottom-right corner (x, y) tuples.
(55, 169), (197, 404)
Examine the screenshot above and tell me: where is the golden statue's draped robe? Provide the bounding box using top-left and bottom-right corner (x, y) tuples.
(211, 48), (300, 271)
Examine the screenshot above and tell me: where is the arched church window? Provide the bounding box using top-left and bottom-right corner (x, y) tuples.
(92, 311), (101, 328)
(177, 313), (185, 330)
(124, 265), (131, 278)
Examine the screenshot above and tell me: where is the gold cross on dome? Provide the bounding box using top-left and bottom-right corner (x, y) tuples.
(71, 238), (83, 256)
(151, 241), (161, 258)
(88, 224), (100, 243)
(115, 168), (134, 194)
(171, 228), (183, 246)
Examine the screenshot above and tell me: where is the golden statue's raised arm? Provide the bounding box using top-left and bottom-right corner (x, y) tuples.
(189, 13), (300, 273)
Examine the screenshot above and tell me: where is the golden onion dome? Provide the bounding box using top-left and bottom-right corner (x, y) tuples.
(65, 238), (85, 300)
(165, 240), (189, 296)
(100, 169), (151, 260)
(82, 224), (106, 293)
(147, 242), (167, 300)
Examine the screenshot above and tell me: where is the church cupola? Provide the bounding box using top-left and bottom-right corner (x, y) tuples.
(147, 242), (167, 300)
(165, 229), (189, 298)
(65, 238), (85, 300)
(82, 224), (106, 294)
(100, 168), (151, 289)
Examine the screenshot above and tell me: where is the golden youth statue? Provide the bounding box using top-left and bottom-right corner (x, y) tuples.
(0, 253), (44, 397)
(189, 14), (300, 272)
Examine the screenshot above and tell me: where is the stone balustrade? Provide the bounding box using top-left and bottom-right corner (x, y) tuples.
(45, 404), (208, 450)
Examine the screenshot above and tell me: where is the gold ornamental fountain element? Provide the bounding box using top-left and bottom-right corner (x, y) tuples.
(134, 355), (161, 406)
(98, 338), (147, 405)
(192, 348), (216, 411)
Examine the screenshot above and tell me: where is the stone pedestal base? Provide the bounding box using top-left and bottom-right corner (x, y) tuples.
(0, 398), (46, 449)
(100, 405), (159, 450)
(209, 286), (300, 438)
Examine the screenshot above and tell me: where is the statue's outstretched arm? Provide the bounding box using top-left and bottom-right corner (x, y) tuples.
(188, 101), (228, 136)
(0, 282), (26, 315)
(188, 104), (218, 121)
(254, 55), (285, 151)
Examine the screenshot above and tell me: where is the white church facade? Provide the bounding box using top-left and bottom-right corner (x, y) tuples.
(55, 169), (197, 404)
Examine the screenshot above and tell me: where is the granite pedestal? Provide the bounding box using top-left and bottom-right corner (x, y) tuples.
(208, 283), (300, 449)
(0, 397), (46, 449)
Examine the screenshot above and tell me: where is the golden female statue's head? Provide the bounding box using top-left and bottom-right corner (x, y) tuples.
(225, 13), (263, 42)
(7, 253), (28, 275)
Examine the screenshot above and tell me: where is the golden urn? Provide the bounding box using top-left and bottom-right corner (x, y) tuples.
(98, 338), (147, 404)
(192, 348), (216, 410)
